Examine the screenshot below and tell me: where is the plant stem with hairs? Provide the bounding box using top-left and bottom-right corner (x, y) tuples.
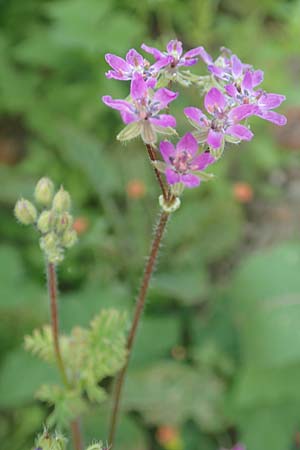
(47, 262), (83, 450)
(145, 143), (168, 201)
(108, 209), (170, 446)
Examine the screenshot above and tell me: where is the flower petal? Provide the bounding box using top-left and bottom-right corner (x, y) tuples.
(258, 93), (286, 109)
(130, 73), (148, 100)
(177, 132), (198, 156)
(105, 70), (128, 80)
(166, 40), (183, 58)
(152, 56), (173, 71)
(197, 47), (213, 65)
(150, 114), (176, 128)
(102, 96), (133, 113)
(256, 110), (287, 126)
(229, 104), (258, 122)
(153, 88), (178, 109)
(207, 129), (224, 149)
(225, 83), (238, 98)
(184, 107), (206, 125)
(120, 110), (137, 124)
(105, 54), (130, 74)
(165, 168), (180, 185)
(241, 71), (253, 92)
(204, 87), (226, 113)
(181, 173), (201, 188)
(160, 140), (175, 163)
(252, 69), (264, 87)
(141, 43), (164, 60)
(192, 152), (215, 170)
(227, 124), (253, 141)
(126, 49), (144, 67)
(231, 55), (243, 79)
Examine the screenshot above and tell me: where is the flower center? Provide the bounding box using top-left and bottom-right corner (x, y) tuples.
(170, 151), (192, 174)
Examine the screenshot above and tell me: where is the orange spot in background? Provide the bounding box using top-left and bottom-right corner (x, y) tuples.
(73, 217), (89, 235)
(233, 182), (253, 204)
(156, 426), (179, 445)
(126, 179), (146, 199)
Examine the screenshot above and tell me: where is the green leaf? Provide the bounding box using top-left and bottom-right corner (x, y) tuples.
(123, 361), (225, 432)
(0, 349), (57, 408)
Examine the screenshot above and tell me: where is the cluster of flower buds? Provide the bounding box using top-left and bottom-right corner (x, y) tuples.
(14, 178), (78, 264)
(102, 39), (286, 204)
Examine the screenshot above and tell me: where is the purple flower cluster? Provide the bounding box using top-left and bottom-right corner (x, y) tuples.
(102, 40), (287, 192)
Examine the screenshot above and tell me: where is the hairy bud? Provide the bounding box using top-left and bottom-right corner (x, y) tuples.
(61, 229), (78, 248)
(52, 186), (71, 212)
(34, 429), (67, 450)
(56, 212), (73, 233)
(34, 177), (54, 207)
(14, 199), (37, 225)
(37, 210), (53, 234)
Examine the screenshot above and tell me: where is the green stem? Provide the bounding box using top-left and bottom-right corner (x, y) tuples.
(47, 262), (83, 450)
(108, 210), (170, 447)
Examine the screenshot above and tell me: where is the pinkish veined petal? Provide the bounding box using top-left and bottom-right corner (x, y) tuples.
(227, 124), (253, 141)
(105, 54), (130, 74)
(102, 96), (133, 113)
(231, 55), (243, 79)
(141, 43), (164, 59)
(229, 104), (258, 122)
(258, 93), (286, 109)
(184, 46), (207, 59)
(120, 110), (137, 124)
(256, 110), (287, 126)
(152, 56), (173, 71)
(165, 168), (180, 185)
(166, 39), (183, 57)
(196, 46), (213, 65)
(105, 70), (129, 80)
(252, 69), (264, 86)
(204, 87), (226, 113)
(150, 114), (176, 127)
(160, 140), (175, 163)
(181, 173), (201, 188)
(208, 64), (226, 78)
(207, 129), (224, 149)
(130, 73), (148, 100)
(126, 49), (144, 67)
(153, 88), (178, 109)
(225, 83), (238, 98)
(177, 132), (198, 156)
(192, 152), (215, 170)
(179, 57), (198, 67)
(184, 107), (206, 125)
(242, 71), (253, 91)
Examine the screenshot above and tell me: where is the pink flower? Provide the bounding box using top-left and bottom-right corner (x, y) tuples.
(141, 39), (206, 71)
(102, 74), (178, 144)
(159, 133), (215, 188)
(184, 87), (257, 152)
(225, 70), (287, 126)
(105, 49), (157, 87)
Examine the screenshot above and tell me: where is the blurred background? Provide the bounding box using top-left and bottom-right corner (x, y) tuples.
(0, 0), (300, 449)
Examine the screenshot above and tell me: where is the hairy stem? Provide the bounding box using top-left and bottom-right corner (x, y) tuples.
(145, 144), (168, 201)
(108, 210), (170, 446)
(47, 262), (83, 450)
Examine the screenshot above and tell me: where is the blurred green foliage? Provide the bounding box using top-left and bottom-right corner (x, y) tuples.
(0, 0), (300, 449)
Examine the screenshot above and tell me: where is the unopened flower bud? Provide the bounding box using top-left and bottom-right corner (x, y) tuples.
(35, 429), (67, 450)
(159, 195), (181, 213)
(34, 177), (55, 207)
(14, 199), (37, 225)
(52, 186), (71, 212)
(56, 212), (73, 233)
(61, 229), (78, 248)
(40, 232), (59, 254)
(37, 210), (53, 234)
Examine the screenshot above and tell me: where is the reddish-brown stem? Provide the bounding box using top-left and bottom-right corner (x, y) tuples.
(145, 144), (168, 201)
(47, 263), (83, 450)
(108, 210), (169, 447)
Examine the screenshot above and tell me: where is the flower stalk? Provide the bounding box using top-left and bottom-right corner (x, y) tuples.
(47, 262), (83, 450)
(108, 209), (170, 447)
